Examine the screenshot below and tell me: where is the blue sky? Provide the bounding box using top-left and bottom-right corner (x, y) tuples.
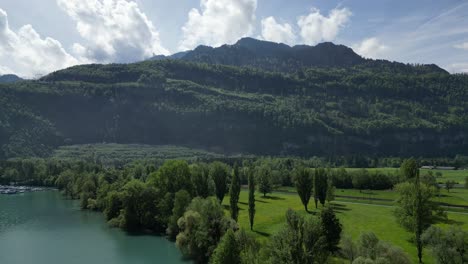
(1, 0), (468, 77)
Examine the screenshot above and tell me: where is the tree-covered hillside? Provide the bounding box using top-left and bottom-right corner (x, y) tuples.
(0, 40), (467, 160)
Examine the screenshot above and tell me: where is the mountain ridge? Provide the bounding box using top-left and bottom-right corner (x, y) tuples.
(0, 74), (22, 83)
(150, 37), (448, 74)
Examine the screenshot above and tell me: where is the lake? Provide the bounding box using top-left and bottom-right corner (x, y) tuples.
(0, 191), (186, 264)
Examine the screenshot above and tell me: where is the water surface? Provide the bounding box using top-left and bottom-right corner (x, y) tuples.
(0, 191), (186, 264)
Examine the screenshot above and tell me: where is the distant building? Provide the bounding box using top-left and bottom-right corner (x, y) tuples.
(435, 166), (456, 170)
(421, 166), (434, 169)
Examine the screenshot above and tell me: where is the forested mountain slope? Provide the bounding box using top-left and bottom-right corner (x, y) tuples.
(0, 40), (467, 160)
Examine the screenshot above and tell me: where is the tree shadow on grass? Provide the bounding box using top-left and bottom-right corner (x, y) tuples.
(331, 203), (350, 213)
(263, 195), (285, 201)
(253, 230), (271, 237)
(239, 201), (248, 205)
(439, 217), (464, 226)
(306, 210), (318, 215)
(255, 199), (269, 203)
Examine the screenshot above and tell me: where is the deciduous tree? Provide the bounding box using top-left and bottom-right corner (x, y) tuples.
(295, 167), (313, 212)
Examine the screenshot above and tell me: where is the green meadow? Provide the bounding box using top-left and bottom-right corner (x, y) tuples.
(223, 189), (468, 264)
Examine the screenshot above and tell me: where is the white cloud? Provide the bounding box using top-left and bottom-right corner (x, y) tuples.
(446, 63), (468, 73)
(454, 42), (468, 50)
(297, 7), (351, 45)
(57, 0), (169, 62)
(353, 37), (388, 59)
(260, 16), (296, 45)
(0, 8), (81, 78)
(179, 0), (257, 51)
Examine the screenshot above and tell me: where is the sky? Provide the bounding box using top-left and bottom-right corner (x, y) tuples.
(1, 0), (468, 78)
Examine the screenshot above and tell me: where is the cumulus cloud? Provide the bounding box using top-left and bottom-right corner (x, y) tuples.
(454, 42), (468, 50)
(0, 8), (81, 78)
(260, 16), (296, 45)
(57, 0), (169, 62)
(179, 0), (257, 51)
(447, 62), (468, 73)
(353, 37), (388, 58)
(297, 7), (351, 45)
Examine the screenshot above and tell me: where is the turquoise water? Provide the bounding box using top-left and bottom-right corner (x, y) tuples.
(0, 191), (186, 264)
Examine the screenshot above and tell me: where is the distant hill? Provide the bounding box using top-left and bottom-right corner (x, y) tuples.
(151, 38), (448, 74)
(0, 74), (22, 83)
(0, 38), (464, 160)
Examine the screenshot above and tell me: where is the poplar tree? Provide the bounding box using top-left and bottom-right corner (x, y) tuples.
(295, 167), (313, 212)
(229, 164), (241, 221)
(248, 166), (256, 230)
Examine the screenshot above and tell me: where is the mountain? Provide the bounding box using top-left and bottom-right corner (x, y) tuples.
(0, 51), (466, 160)
(0, 74), (22, 83)
(151, 38), (448, 74)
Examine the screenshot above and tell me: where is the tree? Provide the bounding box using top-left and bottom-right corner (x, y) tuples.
(353, 232), (411, 264)
(149, 160), (192, 194)
(210, 229), (241, 264)
(314, 168), (328, 208)
(400, 158), (419, 181)
(104, 190), (123, 221)
(326, 179), (336, 204)
(295, 167), (313, 212)
(422, 226), (468, 264)
(210, 162), (229, 202)
(267, 209), (329, 264)
(190, 163), (215, 198)
(395, 159), (439, 263)
(248, 166), (256, 230)
(320, 206), (342, 252)
(167, 190), (192, 238)
(445, 180), (456, 192)
(176, 197), (235, 263)
(341, 235), (358, 264)
(257, 166), (272, 197)
(229, 164), (241, 221)
(352, 169), (369, 193)
(121, 180), (159, 231)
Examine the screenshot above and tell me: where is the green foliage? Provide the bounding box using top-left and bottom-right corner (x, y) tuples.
(190, 163), (215, 198)
(266, 209), (329, 264)
(314, 168), (328, 207)
(395, 159), (445, 263)
(257, 166), (272, 197)
(210, 161), (229, 202)
(210, 229), (241, 264)
(149, 160), (192, 194)
(176, 197), (235, 263)
(422, 226), (468, 264)
(2, 56), (468, 160)
(167, 190), (192, 238)
(104, 191), (124, 221)
(400, 158), (419, 181)
(342, 232), (411, 264)
(120, 180), (159, 230)
(320, 207), (342, 252)
(247, 166), (255, 230)
(229, 164), (241, 221)
(295, 167), (313, 211)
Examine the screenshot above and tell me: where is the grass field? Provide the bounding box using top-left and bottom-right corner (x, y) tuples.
(276, 186), (468, 208)
(223, 189), (468, 264)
